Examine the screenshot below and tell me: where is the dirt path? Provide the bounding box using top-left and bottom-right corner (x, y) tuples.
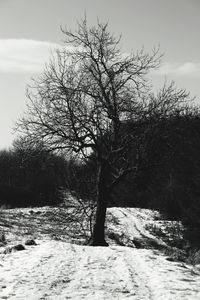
(1, 240), (200, 299)
(0, 241), (152, 299)
(1, 207), (200, 299)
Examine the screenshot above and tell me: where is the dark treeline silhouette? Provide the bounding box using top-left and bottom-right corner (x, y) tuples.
(0, 141), (68, 207)
(70, 110), (200, 229)
(2, 110), (200, 227)
(1, 111), (200, 246)
(116, 110), (200, 224)
(67, 109), (200, 247)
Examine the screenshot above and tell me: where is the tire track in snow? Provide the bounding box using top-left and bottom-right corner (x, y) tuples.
(0, 241), (154, 300)
(108, 208), (200, 300)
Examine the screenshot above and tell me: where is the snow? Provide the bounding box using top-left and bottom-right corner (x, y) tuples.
(107, 207), (164, 241)
(0, 207), (200, 299)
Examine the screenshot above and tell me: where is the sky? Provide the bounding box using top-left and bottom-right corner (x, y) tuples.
(0, 0), (199, 149)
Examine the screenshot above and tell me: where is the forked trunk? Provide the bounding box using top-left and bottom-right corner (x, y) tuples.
(89, 160), (110, 246)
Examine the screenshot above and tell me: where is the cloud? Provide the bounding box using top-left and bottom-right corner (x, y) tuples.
(0, 39), (63, 73)
(152, 62), (200, 78)
(1, 40), (199, 80)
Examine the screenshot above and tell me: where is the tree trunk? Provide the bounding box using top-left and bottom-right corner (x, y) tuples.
(89, 159), (110, 246)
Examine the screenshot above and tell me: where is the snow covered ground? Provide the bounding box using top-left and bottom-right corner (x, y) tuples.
(0, 207), (200, 299)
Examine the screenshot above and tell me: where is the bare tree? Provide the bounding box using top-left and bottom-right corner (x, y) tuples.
(16, 19), (190, 245)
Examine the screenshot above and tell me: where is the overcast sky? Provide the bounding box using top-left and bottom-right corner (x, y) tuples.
(0, 0), (199, 149)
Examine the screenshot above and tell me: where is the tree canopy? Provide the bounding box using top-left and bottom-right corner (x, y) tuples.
(16, 19), (191, 245)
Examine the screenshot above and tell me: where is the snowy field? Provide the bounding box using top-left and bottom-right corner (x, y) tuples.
(0, 206), (200, 299)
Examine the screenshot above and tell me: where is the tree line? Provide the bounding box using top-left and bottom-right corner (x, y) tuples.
(1, 110), (200, 243)
(0, 141), (67, 207)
